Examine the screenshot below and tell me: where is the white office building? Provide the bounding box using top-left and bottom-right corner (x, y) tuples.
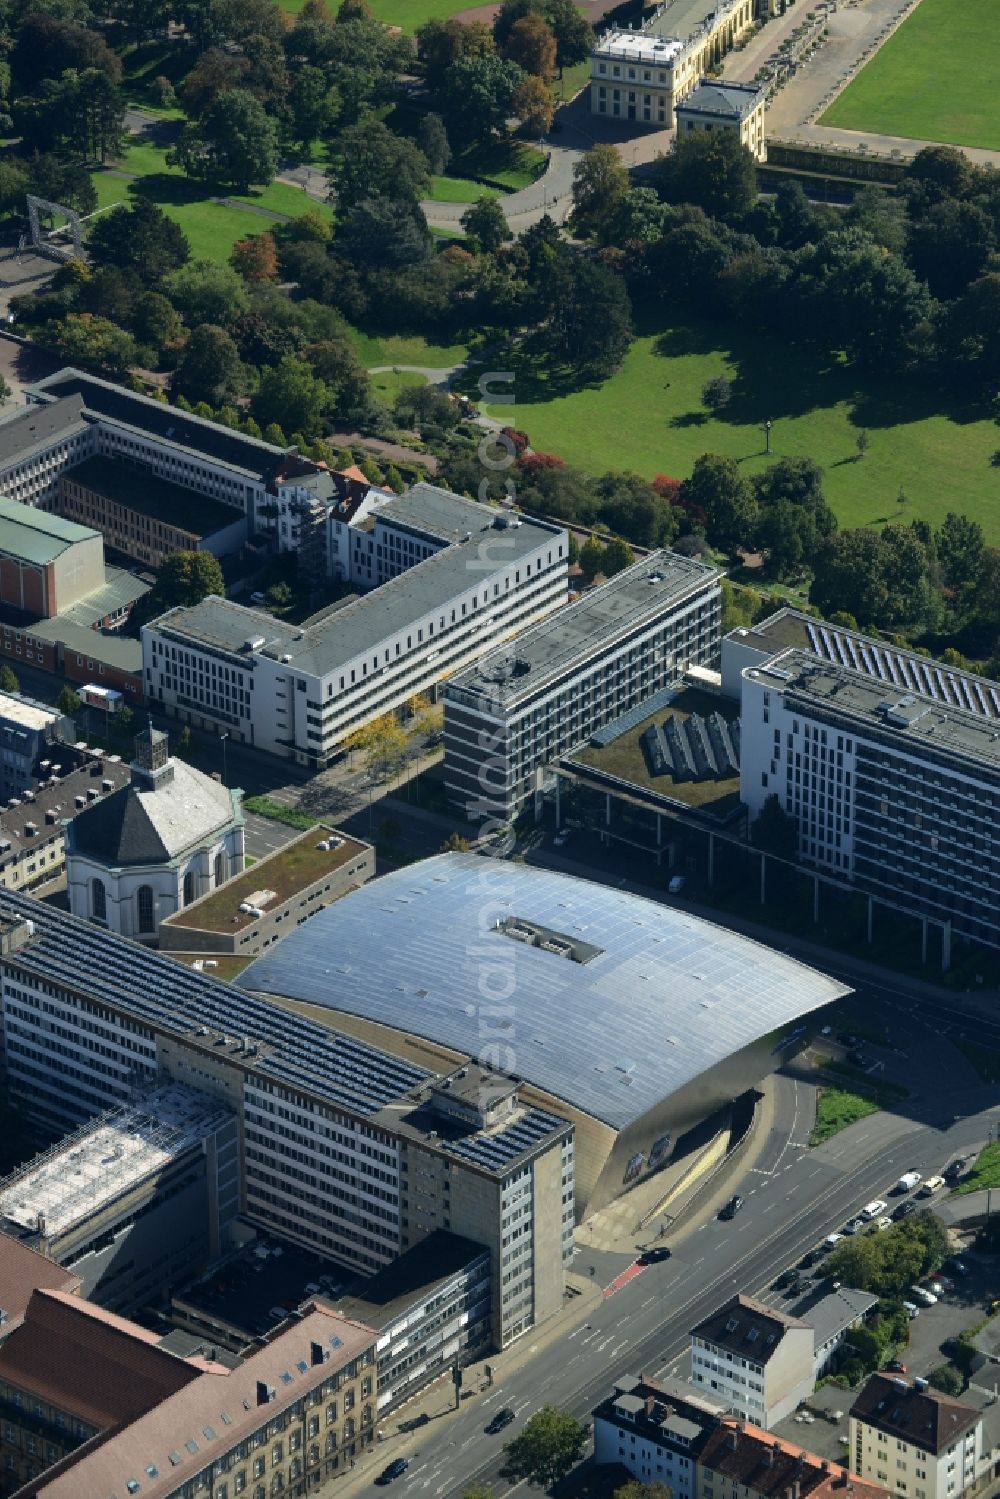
(143, 486), (568, 767)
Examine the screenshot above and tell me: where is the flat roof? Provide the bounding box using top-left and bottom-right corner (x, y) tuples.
(729, 607), (1000, 723)
(28, 370), (294, 485)
(448, 551), (719, 711)
(595, 29), (685, 62)
(29, 615), (144, 673)
(0, 1085), (231, 1241)
(676, 78), (765, 118)
(173, 1239), (353, 1346)
(162, 825), (369, 934)
(238, 853), (850, 1130)
(0, 690), (60, 733)
(150, 495), (561, 678)
(0, 496), (99, 565)
(757, 649), (1000, 777)
(0, 754), (131, 863)
(63, 456), (243, 537)
(0, 395), (89, 469)
(332, 1231), (488, 1331)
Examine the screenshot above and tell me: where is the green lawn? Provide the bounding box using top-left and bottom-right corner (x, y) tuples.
(497, 311), (1000, 541)
(820, 0), (1000, 150)
(370, 368), (429, 403)
(451, 140), (547, 191)
(428, 175), (502, 203)
(811, 1086), (880, 1145)
(955, 1142), (1000, 1195)
(281, 0), (477, 29)
(352, 329), (471, 368)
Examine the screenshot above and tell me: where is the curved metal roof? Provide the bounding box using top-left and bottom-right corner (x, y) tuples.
(238, 855), (849, 1130)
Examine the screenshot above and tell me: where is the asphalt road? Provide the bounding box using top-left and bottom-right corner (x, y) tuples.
(348, 1069), (1000, 1499)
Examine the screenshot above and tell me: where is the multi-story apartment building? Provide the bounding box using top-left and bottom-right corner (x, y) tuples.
(143, 488), (568, 767)
(0, 692), (73, 799)
(0, 891), (573, 1351)
(689, 1295), (814, 1429)
(0, 1287), (377, 1499)
(0, 1084), (238, 1314)
(443, 550), (721, 823)
(850, 1374), (1000, 1499)
(739, 648), (1000, 961)
(593, 1372), (888, 1499)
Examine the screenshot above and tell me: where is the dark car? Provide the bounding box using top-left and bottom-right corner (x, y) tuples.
(376, 1459), (409, 1485)
(949, 1258), (970, 1277)
(945, 1159), (969, 1182)
(399, 1413), (429, 1434)
(775, 1268), (797, 1289)
(800, 1248), (823, 1269)
(486, 1408), (516, 1435)
(720, 1195), (744, 1220)
(893, 1200), (918, 1221)
(886, 1358), (907, 1373)
(639, 1247), (671, 1265)
(847, 1050), (866, 1067)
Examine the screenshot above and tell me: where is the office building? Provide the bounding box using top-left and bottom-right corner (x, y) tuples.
(143, 486), (568, 767)
(65, 724), (244, 941)
(0, 887), (572, 1351)
(0, 753), (131, 894)
(690, 1295), (815, 1429)
(593, 1373), (888, 1499)
(849, 1373), (1000, 1499)
(158, 825), (373, 958)
(57, 456), (247, 569)
(0, 692), (73, 799)
(739, 647), (1000, 961)
(675, 78), (767, 159)
(0, 1288), (376, 1499)
(0, 1084), (238, 1314)
(239, 852), (848, 1216)
(443, 550), (721, 823)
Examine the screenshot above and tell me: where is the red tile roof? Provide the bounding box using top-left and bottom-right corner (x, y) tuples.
(0, 1232), (80, 1339)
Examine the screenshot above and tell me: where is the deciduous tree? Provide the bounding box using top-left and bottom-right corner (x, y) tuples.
(498, 1407), (588, 1488)
(571, 143), (628, 243)
(88, 200), (191, 284)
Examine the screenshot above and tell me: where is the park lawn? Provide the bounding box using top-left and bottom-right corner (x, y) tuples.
(810, 1086), (879, 1145)
(955, 1142), (1000, 1195)
(499, 313), (1000, 543)
(451, 140), (547, 190)
(428, 175), (502, 203)
(370, 369), (429, 403)
(820, 0), (1000, 150)
(352, 329), (471, 367)
(228, 181), (333, 221)
(92, 174), (133, 211)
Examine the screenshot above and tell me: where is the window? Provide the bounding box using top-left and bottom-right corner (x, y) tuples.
(91, 878), (106, 922)
(183, 870), (195, 906)
(214, 851), (225, 886)
(136, 885), (154, 934)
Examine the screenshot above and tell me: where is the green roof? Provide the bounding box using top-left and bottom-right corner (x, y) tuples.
(0, 496), (100, 565)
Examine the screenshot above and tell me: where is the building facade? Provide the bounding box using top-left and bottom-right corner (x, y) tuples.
(690, 1295), (814, 1429)
(675, 78), (767, 159)
(65, 725), (244, 941)
(443, 551), (721, 823)
(0, 754), (131, 894)
(0, 500), (104, 619)
(143, 487), (569, 768)
(0, 693), (73, 799)
(849, 1374), (1000, 1499)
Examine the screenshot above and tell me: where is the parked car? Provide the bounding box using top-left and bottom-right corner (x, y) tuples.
(668, 875), (686, 895)
(844, 1218), (866, 1235)
(639, 1247), (671, 1265)
(785, 1276), (810, 1298)
(486, 1408), (515, 1435)
(918, 1175), (946, 1197)
(872, 1215), (893, 1232)
(895, 1171), (922, 1193)
(553, 830), (572, 848)
(824, 1232), (844, 1249)
(847, 1050), (867, 1067)
(945, 1159), (969, 1182)
(910, 1284), (938, 1306)
(800, 1248), (824, 1269)
(893, 1200), (918, 1220)
(377, 1459), (410, 1485)
(903, 1301), (920, 1319)
(886, 1358), (907, 1373)
(720, 1195), (744, 1220)
(862, 1199), (888, 1220)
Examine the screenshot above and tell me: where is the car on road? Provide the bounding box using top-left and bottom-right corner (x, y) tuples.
(639, 1246), (671, 1265)
(918, 1175), (946, 1198)
(800, 1248), (824, 1269)
(553, 830), (572, 848)
(895, 1171), (922, 1193)
(886, 1358), (907, 1373)
(910, 1284), (938, 1306)
(668, 875), (686, 895)
(486, 1408), (515, 1435)
(903, 1301), (920, 1319)
(893, 1200), (918, 1220)
(824, 1232), (844, 1249)
(862, 1199), (888, 1220)
(945, 1158), (969, 1182)
(377, 1459), (410, 1485)
(844, 1218), (866, 1235)
(719, 1195), (744, 1220)
(775, 1269), (798, 1289)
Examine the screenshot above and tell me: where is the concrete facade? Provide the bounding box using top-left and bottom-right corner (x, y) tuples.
(675, 77), (767, 159)
(690, 1295), (815, 1429)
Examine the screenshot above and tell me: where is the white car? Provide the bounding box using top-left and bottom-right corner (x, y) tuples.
(844, 1218), (866, 1235)
(903, 1301), (920, 1319)
(861, 1199), (888, 1220)
(910, 1284), (938, 1306)
(872, 1216), (893, 1232)
(896, 1171), (922, 1193)
(824, 1232), (844, 1249)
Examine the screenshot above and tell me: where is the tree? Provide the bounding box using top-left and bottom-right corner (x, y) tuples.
(133, 291), (184, 352)
(681, 454), (758, 555)
(602, 537), (634, 576)
(417, 18), (494, 92)
(230, 232), (279, 282)
(928, 1365), (964, 1397)
(181, 46), (249, 116)
(512, 75), (553, 133)
(394, 384), (460, 433)
(499, 1407), (588, 1488)
(502, 13), (556, 80)
(439, 53), (524, 145)
(288, 65), (341, 146)
(757, 500), (818, 579)
(907, 197), (995, 301)
(493, 0), (592, 69)
(750, 794), (797, 858)
(56, 685), (82, 716)
(418, 112), (451, 175)
(578, 536), (604, 581)
(49, 314), (137, 372)
(702, 375), (731, 412)
(337, 196), (432, 270)
(173, 324), (245, 406)
(252, 356), (331, 438)
(0, 666), (19, 693)
(936, 512), (984, 592)
(166, 259), (249, 327)
(440, 831), (471, 852)
(856, 429), (869, 460)
(571, 144), (628, 243)
(654, 129), (757, 221)
(142, 551), (225, 620)
(329, 121), (431, 209)
(88, 200), (190, 283)
(301, 338), (371, 419)
(615, 1482), (671, 1499)
(608, 187), (668, 249)
(811, 529), (888, 627)
(461, 195), (512, 254)
(546, 255), (632, 378)
(202, 89), (279, 190)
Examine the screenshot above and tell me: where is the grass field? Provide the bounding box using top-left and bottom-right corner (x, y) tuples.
(810, 1086), (880, 1144)
(370, 368), (429, 403)
(955, 1142), (1000, 1195)
(820, 0), (1000, 150)
(497, 310), (1000, 542)
(279, 0), (478, 28)
(352, 330), (470, 367)
(428, 175), (502, 203)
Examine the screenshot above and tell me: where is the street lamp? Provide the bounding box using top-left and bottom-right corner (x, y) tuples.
(220, 732), (229, 787)
(763, 418), (773, 455)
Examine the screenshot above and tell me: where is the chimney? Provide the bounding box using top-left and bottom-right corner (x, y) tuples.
(256, 1381), (275, 1406)
(311, 1341), (330, 1366)
(729, 1426), (738, 1450)
(821, 1460), (830, 1473)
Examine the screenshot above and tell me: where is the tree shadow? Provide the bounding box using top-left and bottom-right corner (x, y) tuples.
(128, 171), (215, 207)
(669, 410), (708, 428)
